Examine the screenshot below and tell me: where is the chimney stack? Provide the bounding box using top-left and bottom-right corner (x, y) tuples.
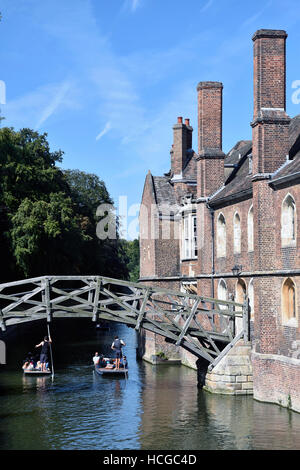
(196, 81), (225, 197)
(251, 29), (291, 175)
(171, 116), (193, 178)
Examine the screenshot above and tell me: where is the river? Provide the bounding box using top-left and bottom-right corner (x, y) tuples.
(0, 319), (300, 450)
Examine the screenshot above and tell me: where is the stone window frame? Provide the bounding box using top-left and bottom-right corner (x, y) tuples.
(247, 205), (254, 252)
(281, 193), (296, 248)
(217, 278), (228, 310)
(248, 278), (254, 320)
(181, 212), (197, 260)
(281, 277), (297, 327)
(216, 212), (226, 258)
(233, 211), (241, 254)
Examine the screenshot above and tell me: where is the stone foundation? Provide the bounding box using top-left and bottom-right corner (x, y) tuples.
(252, 351), (300, 413)
(204, 340), (253, 395)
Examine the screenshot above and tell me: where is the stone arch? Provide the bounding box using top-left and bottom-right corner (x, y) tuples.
(281, 193), (296, 246)
(235, 278), (247, 334)
(233, 211), (241, 254)
(248, 205), (254, 252)
(282, 277), (297, 326)
(235, 278), (247, 304)
(217, 213), (226, 258)
(217, 279), (228, 310)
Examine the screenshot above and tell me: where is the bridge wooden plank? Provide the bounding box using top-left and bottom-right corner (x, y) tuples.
(175, 300), (200, 346)
(135, 289), (150, 331)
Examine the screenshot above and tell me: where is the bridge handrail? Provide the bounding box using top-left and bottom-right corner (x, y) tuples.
(0, 275), (245, 309)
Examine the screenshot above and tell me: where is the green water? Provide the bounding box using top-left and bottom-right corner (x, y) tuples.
(0, 319), (300, 450)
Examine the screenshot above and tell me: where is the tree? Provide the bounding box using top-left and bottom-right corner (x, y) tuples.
(121, 239), (140, 282)
(0, 127), (129, 281)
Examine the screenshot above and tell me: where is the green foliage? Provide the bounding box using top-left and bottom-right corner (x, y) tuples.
(120, 239), (140, 282)
(0, 127), (129, 281)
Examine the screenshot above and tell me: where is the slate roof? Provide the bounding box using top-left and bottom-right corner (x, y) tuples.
(289, 114), (300, 157)
(224, 140), (252, 165)
(182, 151), (197, 179)
(152, 176), (177, 210)
(210, 115), (300, 204)
(150, 115), (300, 210)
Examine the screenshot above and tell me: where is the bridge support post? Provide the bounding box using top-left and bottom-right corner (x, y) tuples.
(92, 278), (101, 322)
(196, 357), (210, 389)
(43, 278), (52, 323)
(0, 309), (6, 332)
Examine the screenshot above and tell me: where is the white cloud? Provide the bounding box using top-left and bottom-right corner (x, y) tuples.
(96, 121), (112, 141)
(4, 79), (80, 131)
(35, 80), (73, 129)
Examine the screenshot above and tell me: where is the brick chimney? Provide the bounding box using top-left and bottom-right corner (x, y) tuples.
(196, 81), (225, 197)
(171, 116), (193, 178)
(251, 29), (291, 176)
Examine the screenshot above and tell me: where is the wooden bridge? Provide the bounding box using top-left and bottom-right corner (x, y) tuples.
(0, 275), (249, 370)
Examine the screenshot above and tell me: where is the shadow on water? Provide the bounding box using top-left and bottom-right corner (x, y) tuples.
(1, 318), (300, 450)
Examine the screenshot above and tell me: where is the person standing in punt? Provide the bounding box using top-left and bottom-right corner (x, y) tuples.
(35, 336), (52, 372)
(111, 335), (126, 369)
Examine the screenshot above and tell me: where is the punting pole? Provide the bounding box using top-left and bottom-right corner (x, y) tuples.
(47, 323), (55, 380)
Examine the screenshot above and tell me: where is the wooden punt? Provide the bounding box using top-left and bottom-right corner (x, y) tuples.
(94, 366), (128, 377)
(23, 369), (52, 376)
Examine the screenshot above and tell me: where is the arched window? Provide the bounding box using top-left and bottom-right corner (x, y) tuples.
(281, 194), (296, 246)
(248, 205), (254, 252)
(248, 278), (254, 320)
(235, 279), (247, 334)
(282, 278), (297, 325)
(218, 279), (227, 310)
(217, 213), (226, 258)
(233, 212), (241, 254)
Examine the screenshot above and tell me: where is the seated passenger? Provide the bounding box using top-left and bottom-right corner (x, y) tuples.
(98, 355), (107, 368)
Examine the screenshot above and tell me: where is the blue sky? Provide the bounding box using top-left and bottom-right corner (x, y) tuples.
(0, 0), (300, 238)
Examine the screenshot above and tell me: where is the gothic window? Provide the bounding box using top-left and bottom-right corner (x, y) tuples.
(233, 212), (241, 254)
(235, 278), (247, 304)
(248, 205), (254, 252)
(282, 278), (297, 325)
(218, 279), (228, 310)
(281, 194), (296, 246)
(248, 278), (254, 320)
(217, 213), (226, 258)
(182, 214), (197, 259)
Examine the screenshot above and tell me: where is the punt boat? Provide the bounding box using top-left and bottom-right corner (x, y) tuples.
(23, 369), (52, 376)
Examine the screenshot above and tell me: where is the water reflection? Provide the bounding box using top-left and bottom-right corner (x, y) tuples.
(1, 320), (300, 450)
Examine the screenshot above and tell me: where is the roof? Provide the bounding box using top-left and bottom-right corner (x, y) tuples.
(210, 153), (253, 207)
(210, 114), (300, 205)
(152, 176), (177, 211)
(289, 114), (300, 158)
(225, 140), (252, 166)
(182, 150), (197, 179)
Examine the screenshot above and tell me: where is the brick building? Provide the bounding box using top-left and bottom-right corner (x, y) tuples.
(139, 29), (300, 412)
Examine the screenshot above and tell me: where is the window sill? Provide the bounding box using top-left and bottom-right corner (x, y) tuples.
(281, 240), (296, 248)
(282, 318), (298, 328)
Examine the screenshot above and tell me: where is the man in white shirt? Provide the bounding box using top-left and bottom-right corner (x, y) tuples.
(93, 352), (100, 366)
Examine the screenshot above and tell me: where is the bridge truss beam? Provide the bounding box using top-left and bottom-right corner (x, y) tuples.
(0, 276), (249, 368)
